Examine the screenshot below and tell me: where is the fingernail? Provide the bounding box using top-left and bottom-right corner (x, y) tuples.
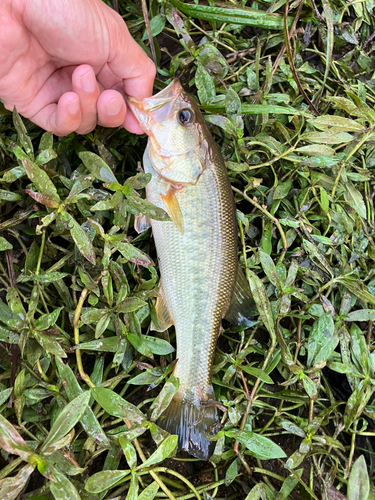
(105, 98), (122, 116)
(68, 99), (79, 115)
(81, 71), (96, 93)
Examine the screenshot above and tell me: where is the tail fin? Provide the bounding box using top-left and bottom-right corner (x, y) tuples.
(157, 391), (218, 460)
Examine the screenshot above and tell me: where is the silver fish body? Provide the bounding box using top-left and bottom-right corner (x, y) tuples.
(128, 80), (252, 459)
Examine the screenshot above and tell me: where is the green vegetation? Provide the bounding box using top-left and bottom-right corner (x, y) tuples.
(0, 0), (375, 498)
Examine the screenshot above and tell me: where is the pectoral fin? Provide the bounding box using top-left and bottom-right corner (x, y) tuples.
(134, 214), (152, 234)
(160, 187), (184, 234)
(151, 285), (173, 332)
(225, 266), (256, 327)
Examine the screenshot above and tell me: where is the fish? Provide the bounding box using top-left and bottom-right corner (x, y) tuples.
(127, 80), (254, 460)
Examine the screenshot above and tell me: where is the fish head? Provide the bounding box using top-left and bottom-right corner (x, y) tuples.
(127, 80), (209, 185)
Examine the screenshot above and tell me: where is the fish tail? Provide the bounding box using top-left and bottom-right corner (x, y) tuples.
(157, 388), (218, 460)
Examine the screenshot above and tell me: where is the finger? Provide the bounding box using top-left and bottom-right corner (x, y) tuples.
(103, 6), (156, 100)
(71, 65), (101, 134)
(30, 92), (81, 136)
(97, 90), (126, 128)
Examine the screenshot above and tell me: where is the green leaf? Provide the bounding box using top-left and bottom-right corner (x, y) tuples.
(13, 108), (33, 158)
(115, 298), (148, 314)
(55, 358), (110, 448)
(306, 312), (338, 367)
(348, 455), (369, 500)
(144, 336), (175, 355)
(170, 0), (289, 29)
(48, 466), (81, 500)
(85, 469), (131, 494)
(246, 269), (276, 344)
(79, 151), (117, 183)
(127, 333), (154, 359)
(33, 330), (67, 358)
(0, 388), (13, 406)
(22, 157), (59, 202)
(41, 392), (90, 452)
(273, 181), (292, 200)
(137, 435), (178, 468)
(0, 236), (13, 251)
(259, 250), (283, 289)
(126, 195), (171, 222)
(235, 431), (286, 460)
(77, 337), (120, 352)
(61, 212), (96, 264)
(139, 481), (159, 500)
(311, 115), (364, 132)
(225, 458), (238, 486)
(240, 365), (274, 384)
(17, 272), (69, 284)
(195, 64), (215, 104)
(91, 387), (146, 425)
(127, 473), (139, 500)
(344, 182), (367, 219)
(0, 299), (25, 329)
(345, 309), (375, 321)
(0, 189), (21, 201)
(114, 242), (154, 267)
(119, 437), (137, 469)
(34, 308), (62, 331)
(150, 376), (179, 421)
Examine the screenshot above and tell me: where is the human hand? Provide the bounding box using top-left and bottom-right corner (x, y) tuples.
(0, 0), (156, 135)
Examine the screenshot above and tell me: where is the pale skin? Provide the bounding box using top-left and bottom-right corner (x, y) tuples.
(0, 0), (156, 136)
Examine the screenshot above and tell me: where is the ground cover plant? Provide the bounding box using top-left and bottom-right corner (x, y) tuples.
(0, 0), (375, 498)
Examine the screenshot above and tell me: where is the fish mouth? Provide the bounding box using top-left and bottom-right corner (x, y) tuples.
(127, 79), (183, 133)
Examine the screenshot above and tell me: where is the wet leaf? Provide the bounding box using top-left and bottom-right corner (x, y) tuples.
(34, 308), (62, 331)
(114, 241), (154, 266)
(33, 330), (67, 358)
(0, 414), (33, 461)
(91, 387), (146, 425)
(150, 376), (179, 421)
(138, 435), (177, 468)
(55, 358), (110, 448)
(307, 312), (338, 367)
(0, 464), (36, 500)
(0, 237), (13, 251)
(139, 481), (159, 500)
(126, 195), (171, 222)
(85, 469), (131, 493)
(234, 430), (286, 460)
(22, 158), (59, 201)
(347, 455), (369, 500)
(79, 151), (117, 183)
(13, 108), (33, 158)
(41, 392), (90, 452)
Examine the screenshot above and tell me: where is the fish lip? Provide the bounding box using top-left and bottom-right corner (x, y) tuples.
(126, 79), (183, 133)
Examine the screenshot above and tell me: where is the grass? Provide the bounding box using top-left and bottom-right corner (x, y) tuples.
(0, 0), (375, 499)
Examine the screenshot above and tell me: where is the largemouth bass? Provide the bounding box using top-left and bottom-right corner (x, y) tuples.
(128, 80), (253, 460)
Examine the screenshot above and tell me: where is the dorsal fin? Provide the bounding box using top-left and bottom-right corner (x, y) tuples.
(225, 266), (255, 327)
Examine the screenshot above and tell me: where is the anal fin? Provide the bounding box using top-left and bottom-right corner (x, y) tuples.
(225, 266), (256, 327)
(151, 284), (173, 332)
(160, 187), (184, 234)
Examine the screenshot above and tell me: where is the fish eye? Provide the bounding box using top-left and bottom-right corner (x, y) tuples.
(177, 108), (194, 126)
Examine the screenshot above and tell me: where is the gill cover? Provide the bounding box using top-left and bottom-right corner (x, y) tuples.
(127, 80), (209, 186)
